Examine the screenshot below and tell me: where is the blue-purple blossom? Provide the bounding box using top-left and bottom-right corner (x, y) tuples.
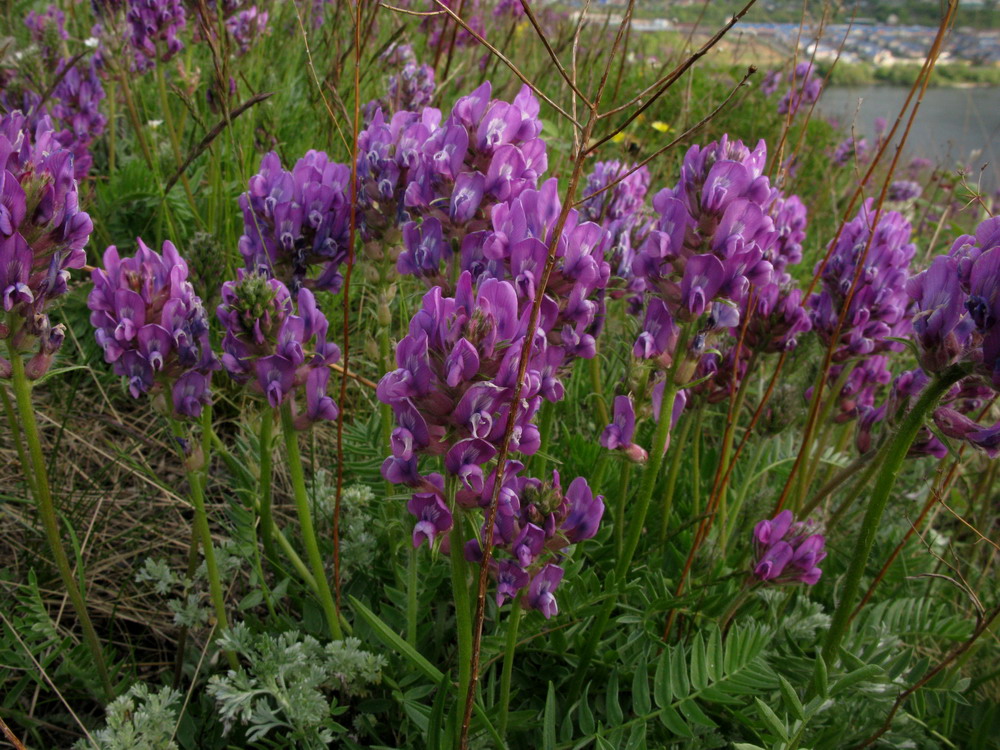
(126, 0), (186, 71)
(89, 239), (218, 417)
(239, 150), (352, 293)
(752, 510), (826, 585)
(0, 111), (91, 379)
(217, 271), (340, 429)
(809, 198), (915, 420)
(777, 62), (822, 117)
(225, 6), (268, 55)
(600, 395), (648, 463)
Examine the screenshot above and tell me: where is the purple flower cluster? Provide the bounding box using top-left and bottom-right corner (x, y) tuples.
(25, 4), (68, 66)
(905, 217), (1000, 456)
(49, 58), (108, 179)
(126, 0), (186, 71)
(777, 62), (823, 117)
(368, 44), (436, 119)
(831, 136), (870, 168)
(629, 134), (784, 405)
(357, 82), (546, 275)
(465, 178), (611, 384)
(0, 112), (91, 379)
(216, 271), (340, 429)
(579, 160), (651, 287)
(239, 150), (352, 293)
(752, 510), (826, 585)
(857, 369), (993, 459)
(888, 180), (921, 203)
(378, 270), (603, 615)
(809, 198), (914, 420)
(88, 239), (218, 417)
(225, 6), (268, 55)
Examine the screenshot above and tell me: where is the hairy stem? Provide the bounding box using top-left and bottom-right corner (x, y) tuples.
(280, 403), (342, 641)
(9, 350), (113, 700)
(820, 365), (967, 666)
(497, 595), (523, 739)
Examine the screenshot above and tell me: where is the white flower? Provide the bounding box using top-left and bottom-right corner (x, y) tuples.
(147, 119), (164, 130)
(84, 37), (100, 49)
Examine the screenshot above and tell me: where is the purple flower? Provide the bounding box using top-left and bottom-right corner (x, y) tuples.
(933, 408), (1000, 458)
(601, 395), (648, 463)
(126, 0), (186, 72)
(408, 491), (453, 548)
(495, 559), (529, 606)
(217, 271), (340, 428)
(89, 239), (217, 417)
(752, 510), (826, 585)
(777, 62), (822, 117)
(239, 150), (352, 293)
(1, 112), (91, 378)
(225, 6), (268, 55)
(888, 180), (921, 203)
(526, 564), (563, 618)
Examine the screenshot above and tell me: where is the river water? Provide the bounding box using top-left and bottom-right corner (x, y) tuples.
(816, 86), (1000, 192)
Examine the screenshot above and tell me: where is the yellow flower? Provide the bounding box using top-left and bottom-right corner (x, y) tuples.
(651, 121), (672, 133)
(611, 132), (626, 143)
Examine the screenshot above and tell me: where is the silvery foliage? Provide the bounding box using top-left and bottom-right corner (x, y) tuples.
(76, 683), (181, 750)
(207, 623), (385, 748)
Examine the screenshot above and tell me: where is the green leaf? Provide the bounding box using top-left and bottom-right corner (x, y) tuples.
(606, 671), (624, 726)
(831, 665), (884, 696)
(657, 704), (693, 737)
(778, 675), (805, 721)
(544, 682), (557, 750)
(427, 673), (450, 750)
(578, 683), (595, 736)
(707, 627), (724, 682)
(754, 697), (788, 741)
(671, 642), (690, 698)
(654, 648), (672, 708)
(690, 633), (709, 691)
(678, 698), (717, 729)
(632, 651), (651, 715)
(813, 655), (829, 697)
(349, 596), (442, 683)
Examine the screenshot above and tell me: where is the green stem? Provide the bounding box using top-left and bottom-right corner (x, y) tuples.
(172, 523), (200, 688)
(658, 411), (693, 545)
(613, 462), (633, 561)
(154, 53), (202, 226)
(258, 412), (277, 565)
(167, 418), (237, 670)
(588, 353), (610, 430)
(716, 380), (750, 560)
(497, 595), (523, 739)
(531, 398), (556, 477)
(820, 365), (967, 666)
(691, 404), (704, 519)
(616, 329), (690, 579)
(279, 403), (342, 641)
(447, 480), (473, 731)
(1, 385), (36, 499)
(406, 545), (419, 647)
(571, 326), (692, 699)
(8, 350), (113, 700)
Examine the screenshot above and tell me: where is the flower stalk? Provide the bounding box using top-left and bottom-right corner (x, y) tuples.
(820, 364), (968, 665)
(8, 346), (113, 700)
(279, 402), (343, 641)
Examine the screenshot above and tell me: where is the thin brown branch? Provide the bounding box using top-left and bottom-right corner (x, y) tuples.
(0, 716), (26, 750)
(429, 0), (583, 129)
(592, 0), (757, 128)
(379, 2), (445, 16)
(573, 65), (757, 209)
(458, 4), (636, 744)
(332, 0), (364, 616)
(163, 92), (273, 195)
(855, 603), (1000, 749)
(772, 0), (959, 514)
(519, 0), (593, 107)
